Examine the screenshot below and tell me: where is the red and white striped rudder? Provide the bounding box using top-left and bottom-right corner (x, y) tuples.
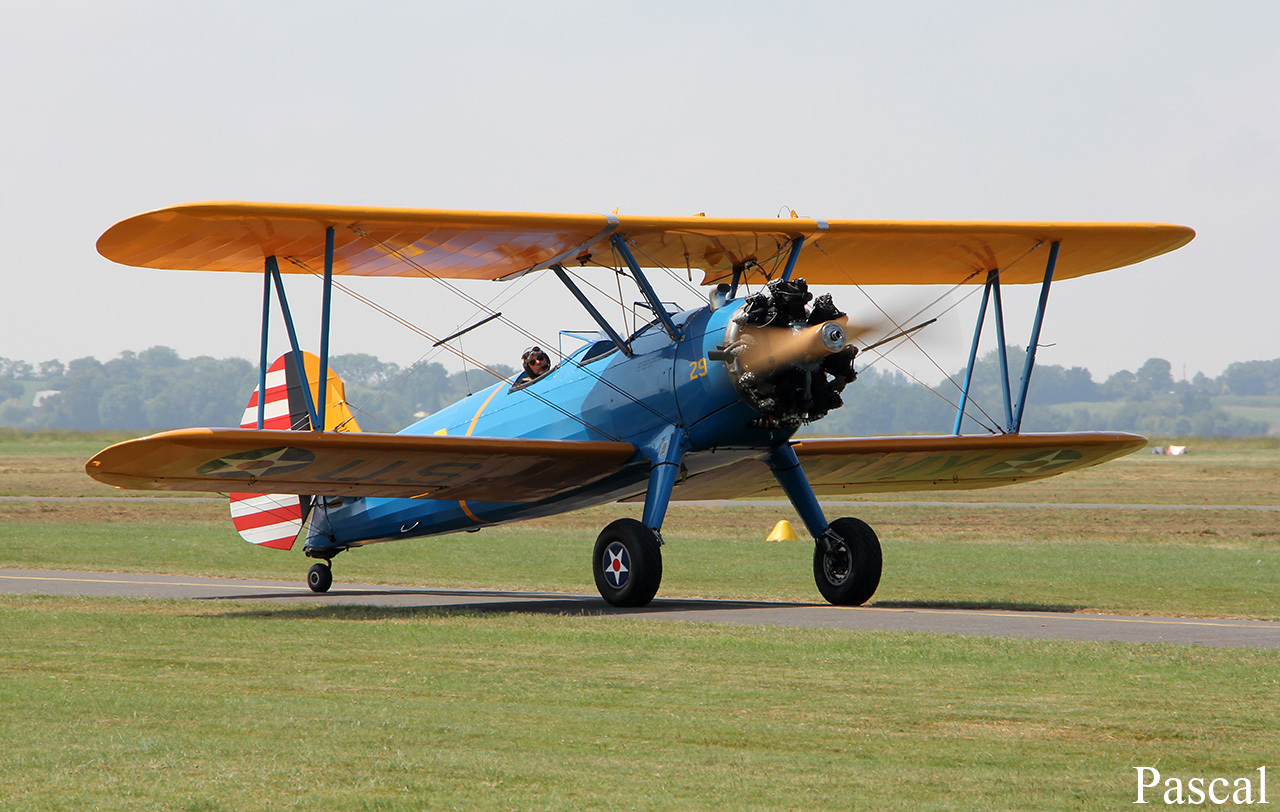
(228, 352), (360, 550)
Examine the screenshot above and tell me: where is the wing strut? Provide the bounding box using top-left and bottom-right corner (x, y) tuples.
(551, 265), (633, 357)
(316, 227), (336, 426)
(952, 241), (1061, 435)
(779, 236), (805, 282)
(1011, 241), (1060, 432)
(610, 234), (682, 341)
(253, 229), (340, 433)
(264, 256), (320, 430)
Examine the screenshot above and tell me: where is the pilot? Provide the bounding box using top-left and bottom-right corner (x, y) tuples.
(521, 346), (551, 380)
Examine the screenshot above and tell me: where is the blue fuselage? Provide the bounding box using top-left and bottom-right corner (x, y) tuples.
(308, 300), (790, 550)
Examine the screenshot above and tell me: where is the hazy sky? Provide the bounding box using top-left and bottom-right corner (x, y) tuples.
(3, 1), (1276, 386)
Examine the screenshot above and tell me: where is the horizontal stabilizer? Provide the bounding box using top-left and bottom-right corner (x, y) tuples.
(87, 429), (638, 502)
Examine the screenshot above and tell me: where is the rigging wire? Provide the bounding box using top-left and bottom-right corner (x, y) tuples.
(345, 228), (680, 427)
(285, 259), (624, 440)
(810, 239), (1051, 434)
(346, 274), (543, 428)
(873, 351), (1001, 435)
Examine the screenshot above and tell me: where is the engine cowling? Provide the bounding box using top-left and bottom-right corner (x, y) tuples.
(716, 278), (857, 430)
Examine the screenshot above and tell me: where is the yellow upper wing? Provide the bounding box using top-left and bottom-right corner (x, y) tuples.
(97, 202), (1194, 286)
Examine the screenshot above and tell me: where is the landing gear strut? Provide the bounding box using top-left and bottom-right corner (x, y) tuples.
(813, 517), (881, 606)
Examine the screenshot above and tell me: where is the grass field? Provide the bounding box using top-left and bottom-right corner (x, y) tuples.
(1, 432), (1278, 810)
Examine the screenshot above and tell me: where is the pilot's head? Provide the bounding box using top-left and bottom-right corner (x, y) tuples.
(522, 346), (550, 378)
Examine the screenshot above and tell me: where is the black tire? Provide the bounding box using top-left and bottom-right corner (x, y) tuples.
(307, 563), (333, 593)
(592, 518), (663, 607)
(813, 517), (881, 606)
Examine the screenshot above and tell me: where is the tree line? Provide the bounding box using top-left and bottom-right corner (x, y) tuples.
(817, 352), (1275, 437)
(0, 347), (514, 434)
(0, 346), (1275, 436)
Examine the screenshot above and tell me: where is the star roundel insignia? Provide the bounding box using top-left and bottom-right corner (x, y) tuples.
(197, 446), (316, 479)
(603, 541), (631, 589)
(980, 448), (1084, 478)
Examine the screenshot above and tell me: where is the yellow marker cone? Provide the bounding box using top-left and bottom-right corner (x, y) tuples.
(766, 519), (799, 542)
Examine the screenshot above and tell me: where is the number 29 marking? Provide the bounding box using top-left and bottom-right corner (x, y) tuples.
(689, 358), (708, 380)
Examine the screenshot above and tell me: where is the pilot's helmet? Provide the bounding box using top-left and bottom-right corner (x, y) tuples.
(522, 346), (550, 374)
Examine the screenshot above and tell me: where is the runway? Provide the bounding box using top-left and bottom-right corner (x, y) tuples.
(3, 568), (1276, 649)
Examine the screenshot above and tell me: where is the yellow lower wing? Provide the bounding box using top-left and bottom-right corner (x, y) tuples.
(660, 432), (1146, 500)
(87, 429), (637, 501)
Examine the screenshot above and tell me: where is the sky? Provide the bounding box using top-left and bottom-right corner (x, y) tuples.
(2, 0), (1277, 386)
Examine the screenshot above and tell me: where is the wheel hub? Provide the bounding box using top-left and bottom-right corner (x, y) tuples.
(602, 541), (631, 589)
(821, 541), (853, 586)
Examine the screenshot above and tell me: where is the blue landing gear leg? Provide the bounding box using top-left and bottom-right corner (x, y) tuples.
(593, 442), (683, 607)
(767, 444), (882, 606)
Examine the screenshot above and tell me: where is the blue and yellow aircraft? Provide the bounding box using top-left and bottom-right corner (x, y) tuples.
(86, 203), (1194, 606)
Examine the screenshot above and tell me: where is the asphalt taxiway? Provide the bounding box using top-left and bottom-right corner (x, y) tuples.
(2, 568), (1276, 649)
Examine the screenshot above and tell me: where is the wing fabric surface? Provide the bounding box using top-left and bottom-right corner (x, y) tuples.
(654, 432), (1147, 500)
(87, 429), (638, 502)
(97, 202), (1194, 286)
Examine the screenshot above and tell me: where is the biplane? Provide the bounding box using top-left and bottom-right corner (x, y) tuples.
(86, 203), (1194, 606)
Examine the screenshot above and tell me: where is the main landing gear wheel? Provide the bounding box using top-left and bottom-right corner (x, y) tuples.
(813, 517), (881, 606)
(593, 518), (663, 607)
(307, 562), (333, 593)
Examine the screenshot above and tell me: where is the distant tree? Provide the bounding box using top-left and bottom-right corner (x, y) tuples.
(1100, 369), (1137, 401)
(37, 360), (64, 380)
(139, 345), (183, 369)
(0, 358), (34, 380)
(1135, 358), (1175, 398)
(1191, 371), (1221, 396)
(1220, 359), (1280, 396)
(98, 382), (148, 431)
(807, 367), (952, 436)
(43, 357), (108, 429)
(331, 353), (400, 388)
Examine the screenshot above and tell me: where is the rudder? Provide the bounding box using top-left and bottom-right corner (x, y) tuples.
(230, 352), (360, 550)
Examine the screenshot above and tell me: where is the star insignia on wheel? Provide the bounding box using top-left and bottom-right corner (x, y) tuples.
(603, 543), (630, 588)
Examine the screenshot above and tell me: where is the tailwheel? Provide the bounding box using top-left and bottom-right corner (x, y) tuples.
(593, 518), (663, 607)
(813, 517), (881, 606)
(307, 562), (333, 593)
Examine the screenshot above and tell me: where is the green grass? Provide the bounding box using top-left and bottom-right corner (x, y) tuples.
(2, 595), (1277, 812)
(2, 431), (1278, 618)
(3, 500), (1278, 619)
(0, 428), (138, 456)
(1, 435), (1278, 810)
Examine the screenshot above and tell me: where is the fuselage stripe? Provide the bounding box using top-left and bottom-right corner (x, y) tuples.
(458, 500), (489, 524)
(458, 385), (503, 525)
(465, 386), (502, 437)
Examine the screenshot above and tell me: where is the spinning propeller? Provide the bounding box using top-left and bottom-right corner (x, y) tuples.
(709, 278), (862, 430)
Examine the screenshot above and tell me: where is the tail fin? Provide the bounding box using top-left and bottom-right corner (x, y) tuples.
(230, 352), (361, 549)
